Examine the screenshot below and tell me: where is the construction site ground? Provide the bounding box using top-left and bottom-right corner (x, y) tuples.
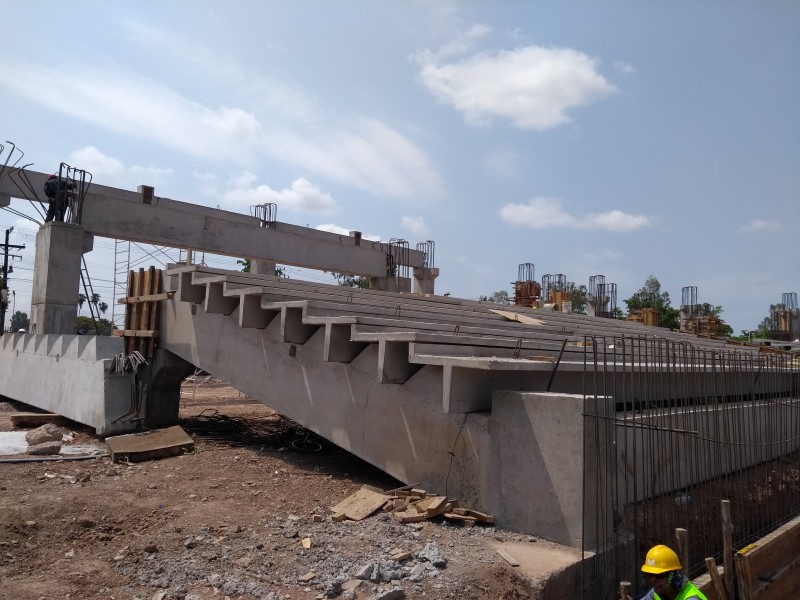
(0, 380), (582, 600)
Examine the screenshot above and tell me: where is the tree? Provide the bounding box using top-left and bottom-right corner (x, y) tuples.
(330, 272), (370, 289)
(10, 311), (29, 331)
(623, 275), (680, 330)
(568, 284), (588, 315)
(479, 290), (510, 304)
(75, 315), (113, 336)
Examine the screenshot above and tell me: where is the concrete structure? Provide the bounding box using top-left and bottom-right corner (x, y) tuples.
(2, 165), (799, 598)
(30, 222), (94, 334)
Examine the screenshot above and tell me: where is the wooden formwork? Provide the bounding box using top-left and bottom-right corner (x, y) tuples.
(114, 266), (174, 358)
(695, 515), (800, 600)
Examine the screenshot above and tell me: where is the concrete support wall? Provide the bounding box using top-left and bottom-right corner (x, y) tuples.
(0, 333), (133, 435)
(616, 398), (800, 502)
(489, 391), (614, 549)
(30, 222), (93, 334)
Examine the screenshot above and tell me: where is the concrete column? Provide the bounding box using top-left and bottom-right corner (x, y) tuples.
(141, 349), (195, 428)
(412, 267), (439, 295)
(30, 222), (94, 334)
(251, 259), (276, 276)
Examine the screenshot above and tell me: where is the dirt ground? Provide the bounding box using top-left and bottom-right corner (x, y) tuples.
(0, 380), (581, 600)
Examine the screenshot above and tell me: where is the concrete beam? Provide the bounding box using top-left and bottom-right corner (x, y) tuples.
(0, 168), (427, 278)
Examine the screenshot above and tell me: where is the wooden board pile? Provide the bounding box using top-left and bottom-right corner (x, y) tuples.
(330, 484), (495, 528)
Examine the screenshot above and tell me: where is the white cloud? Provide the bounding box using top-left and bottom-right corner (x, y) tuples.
(316, 224), (382, 241)
(499, 196), (650, 232)
(67, 146), (173, 189)
(401, 216), (430, 236)
(69, 146), (125, 181)
(613, 60), (636, 75)
(222, 176), (339, 216)
(739, 219), (782, 233)
(416, 42), (617, 130)
(0, 34), (443, 203)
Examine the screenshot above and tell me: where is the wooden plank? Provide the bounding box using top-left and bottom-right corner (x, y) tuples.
(739, 515), (800, 579)
(112, 329), (158, 338)
(496, 548), (520, 567)
(117, 291), (175, 304)
(751, 553), (800, 600)
(147, 267), (160, 357)
(392, 510), (427, 524)
(722, 500), (734, 600)
(734, 554), (752, 600)
(675, 528), (689, 575)
(329, 487), (388, 521)
(10, 413), (75, 428)
(443, 512), (477, 524)
(105, 425), (194, 463)
(488, 309), (544, 326)
(452, 507), (496, 524)
(705, 557), (728, 600)
(420, 496), (449, 517)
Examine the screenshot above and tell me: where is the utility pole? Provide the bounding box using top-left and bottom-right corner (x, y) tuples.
(1, 227), (25, 335)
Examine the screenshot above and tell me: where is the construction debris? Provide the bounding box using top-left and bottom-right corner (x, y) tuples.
(331, 485), (495, 528)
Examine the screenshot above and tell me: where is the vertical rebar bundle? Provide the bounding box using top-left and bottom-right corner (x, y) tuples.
(250, 203), (277, 228)
(387, 238), (409, 279)
(581, 335), (800, 599)
(514, 263), (540, 307)
(416, 240), (435, 268)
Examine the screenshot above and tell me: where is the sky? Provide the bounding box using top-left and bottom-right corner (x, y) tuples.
(1, 0), (798, 334)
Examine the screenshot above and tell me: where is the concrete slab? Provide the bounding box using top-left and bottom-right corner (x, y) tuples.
(105, 425), (194, 463)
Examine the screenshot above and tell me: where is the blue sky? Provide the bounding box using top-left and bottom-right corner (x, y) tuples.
(1, 1), (798, 334)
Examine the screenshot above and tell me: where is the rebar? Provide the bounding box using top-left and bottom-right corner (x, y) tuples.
(581, 335), (800, 599)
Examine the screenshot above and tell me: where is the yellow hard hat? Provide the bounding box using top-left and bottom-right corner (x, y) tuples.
(641, 545), (682, 573)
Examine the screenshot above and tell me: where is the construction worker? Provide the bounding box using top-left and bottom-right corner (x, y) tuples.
(639, 544), (708, 600)
(43, 174), (74, 223)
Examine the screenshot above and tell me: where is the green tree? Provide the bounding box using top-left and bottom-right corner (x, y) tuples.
(10, 311), (29, 331)
(330, 272), (370, 288)
(479, 290), (510, 304)
(75, 315), (113, 336)
(623, 275), (681, 330)
(568, 283), (588, 315)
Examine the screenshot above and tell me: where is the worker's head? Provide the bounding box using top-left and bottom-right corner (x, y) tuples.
(642, 545), (681, 592)
(47, 174), (57, 180)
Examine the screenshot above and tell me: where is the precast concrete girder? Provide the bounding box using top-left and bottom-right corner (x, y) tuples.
(0, 168), (427, 277)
